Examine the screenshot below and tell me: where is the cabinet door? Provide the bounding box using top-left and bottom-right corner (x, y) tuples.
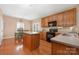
(40, 32), (43, 40)
(64, 8), (76, 27)
(48, 15), (57, 22)
(48, 15), (53, 22)
(43, 32), (46, 40)
(48, 16), (51, 22)
(32, 34), (40, 50)
(41, 18), (45, 27)
(44, 17), (48, 27)
(51, 42), (77, 55)
(52, 15), (58, 21)
(40, 32), (46, 40)
(57, 13), (64, 26)
(23, 34), (32, 49)
(41, 17), (48, 27)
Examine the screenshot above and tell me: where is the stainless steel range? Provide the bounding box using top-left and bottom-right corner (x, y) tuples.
(46, 21), (58, 42)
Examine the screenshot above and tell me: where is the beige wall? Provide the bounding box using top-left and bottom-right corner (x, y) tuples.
(76, 5), (79, 26)
(0, 8), (3, 44)
(3, 15), (31, 39)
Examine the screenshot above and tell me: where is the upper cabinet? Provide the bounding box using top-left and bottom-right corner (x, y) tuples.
(41, 8), (76, 27)
(63, 8), (76, 27)
(52, 14), (58, 21)
(41, 18), (45, 27)
(41, 17), (49, 27)
(48, 16), (53, 22)
(57, 13), (64, 26)
(48, 14), (58, 22)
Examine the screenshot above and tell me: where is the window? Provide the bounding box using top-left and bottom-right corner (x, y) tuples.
(32, 23), (41, 32)
(16, 22), (24, 30)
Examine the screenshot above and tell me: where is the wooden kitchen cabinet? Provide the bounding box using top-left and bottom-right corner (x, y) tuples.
(52, 14), (58, 21)
(57, 8), (76, 27)
(40, 32), (46, 40)
(41, 17), (49, 27)
(23, 33), (40, 51)
(41, 15), (58, 27)
(63, 8), (76, 27)
(41, 18), (45, 27)
(48, 16), (53, 22)
(48, 14), (58, 22)
(44, 17), (49, 27)
(51, 42), (79, 55)
(41, 8), (76, 27)
(57, 13), (64, 26)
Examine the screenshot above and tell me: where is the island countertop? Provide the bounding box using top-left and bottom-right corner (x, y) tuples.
(51, 34), (79, 48)
(23, 31), (39, 35)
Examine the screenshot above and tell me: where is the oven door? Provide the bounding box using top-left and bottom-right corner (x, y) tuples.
(46, 32), (55, 42)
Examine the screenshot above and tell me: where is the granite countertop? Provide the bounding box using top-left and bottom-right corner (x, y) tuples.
(24, 32), (39, 34)
(51, 34), (79, 48)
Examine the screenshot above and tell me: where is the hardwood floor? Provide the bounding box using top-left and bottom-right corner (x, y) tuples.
(0, 38), (51, 55)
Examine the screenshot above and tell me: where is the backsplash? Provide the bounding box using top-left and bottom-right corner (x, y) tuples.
(58, 25), (79, 33)
(42, 27), (49, 32)
(58, 27), (73, 33)
(41, 26), (79, 33)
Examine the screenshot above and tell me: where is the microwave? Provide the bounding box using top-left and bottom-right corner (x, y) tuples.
(48, 21), (57, 27)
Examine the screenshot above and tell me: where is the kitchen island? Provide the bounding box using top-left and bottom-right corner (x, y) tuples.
(23, 32), (40, 51)
(51, 34), (79, 55)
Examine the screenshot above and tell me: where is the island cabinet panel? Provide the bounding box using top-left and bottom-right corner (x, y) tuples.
(23, 34), (40, 51)
(51, 42), (79, 55)
(32, 34), (40, 49)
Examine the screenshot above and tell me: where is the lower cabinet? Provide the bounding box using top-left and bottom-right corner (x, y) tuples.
(32, 35), (40, 50)
(40, 32), (46, 40)
(51, 42), (79, 55)
(23, 33), (40, 51)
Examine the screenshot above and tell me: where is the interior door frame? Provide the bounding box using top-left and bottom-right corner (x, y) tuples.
(0, 13), (3, 45)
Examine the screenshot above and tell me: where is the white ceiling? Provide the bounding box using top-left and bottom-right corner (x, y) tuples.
(0, 4), (77, 20)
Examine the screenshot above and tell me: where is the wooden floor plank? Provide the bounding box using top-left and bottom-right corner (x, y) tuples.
(0, 38), (51, 55)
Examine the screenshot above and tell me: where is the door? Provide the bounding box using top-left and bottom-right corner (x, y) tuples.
(0, 10), (3, 45)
